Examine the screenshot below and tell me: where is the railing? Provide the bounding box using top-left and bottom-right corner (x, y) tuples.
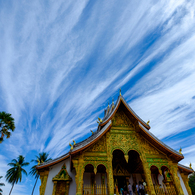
(154, 184), (177, 195)
(83, 184), (108, 195)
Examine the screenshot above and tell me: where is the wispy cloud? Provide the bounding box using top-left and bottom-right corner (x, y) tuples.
(0, 0), (195, 194)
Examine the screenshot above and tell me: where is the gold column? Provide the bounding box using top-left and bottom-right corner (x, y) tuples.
(180, 173), (192, 195)
(39, 170), (49, 195)
(52, 181), (57, 195)
(106, 132), (114, 195)
(66, 181), (71, 195)
(107, 156), (114, 195)
(141, 156), (156, 195)
(73, 157), (84, 195)
(170, 163), (184, 195)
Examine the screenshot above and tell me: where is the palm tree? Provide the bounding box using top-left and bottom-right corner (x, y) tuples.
(29, 152), (52, 195)
(0, 176), (5, 195)
(5, 155), (29, 195)
(0, 111), (15, 143)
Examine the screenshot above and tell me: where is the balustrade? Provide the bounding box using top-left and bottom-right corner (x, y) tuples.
(153, 183), (177, 195)
(83, 184), (108, 195)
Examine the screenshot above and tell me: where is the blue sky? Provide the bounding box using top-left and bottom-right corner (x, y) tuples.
(0, 0), (195, 194)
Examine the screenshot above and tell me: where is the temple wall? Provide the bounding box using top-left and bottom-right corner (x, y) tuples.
(44, 157), (76, 195)
(177, 170), (188, 195)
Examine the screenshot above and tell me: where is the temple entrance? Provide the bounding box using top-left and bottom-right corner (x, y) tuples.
(114, 176), (127, 192)
(112, 149), (146, 194)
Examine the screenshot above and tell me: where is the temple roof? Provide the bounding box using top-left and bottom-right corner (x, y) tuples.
(37, 94), (186, 169)
(100, 95), (150, 130)
(178, 163), (194, 174)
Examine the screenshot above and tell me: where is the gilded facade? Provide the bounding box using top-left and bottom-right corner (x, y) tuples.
(37, 95), (193, 195)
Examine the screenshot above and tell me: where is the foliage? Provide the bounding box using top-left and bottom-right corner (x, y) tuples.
(5, 155), (29, 195)
(29, 152), (52, 195)
(189, 172), (195, 195)
(0, 176), (5, 195)
(30, 152), (52, 178)
(0, 112), (15, 143)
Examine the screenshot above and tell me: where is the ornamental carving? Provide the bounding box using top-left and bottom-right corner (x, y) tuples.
(139, 135), (161, 155)
(52, 164), (72, 195)
(112, 109), (134, 128)
(86, 136), (107, 152)
(113, 164), (130, 176)
(109, 132), (139, 153)
(52, 164), (72, 182)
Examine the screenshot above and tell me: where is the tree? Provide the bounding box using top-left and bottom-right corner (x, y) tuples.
(29, 152), (52, 195)
(189, 172), (195, 195)
(0, 111), (15, 143)
(5, 155), (29, 195)
(0, 176), (5, 195)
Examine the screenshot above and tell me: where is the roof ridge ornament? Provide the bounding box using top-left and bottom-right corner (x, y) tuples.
(69, 143), (73, 150)
(112, 98), (114, 108)
(179, 147), (182, 154)
(189, 163), (192, 169)
(119, 88), (121, 96)
(98, 117), (102, 123)
(73, 140), (76, 146)
(90, 130), (94, 135)
(147, 120), (150, 125)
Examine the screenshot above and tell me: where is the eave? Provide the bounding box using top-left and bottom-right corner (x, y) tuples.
(139, 123), (184, 161)
(178, 163), (194, 174)
(36, 152), (70, 170)
(36, 121), (112, 170)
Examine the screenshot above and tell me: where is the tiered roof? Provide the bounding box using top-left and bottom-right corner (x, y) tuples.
(37, 95), (193, 173)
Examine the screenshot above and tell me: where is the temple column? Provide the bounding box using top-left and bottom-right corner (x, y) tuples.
(170, 163), (184, 195)
(73, 158), (84, 195)
(39, 170), (49, 195)
(141, 156), (156, 195)
(107, 156), (114, 195)
(52, 181), (57, 195)
(180, 173), (192, 195)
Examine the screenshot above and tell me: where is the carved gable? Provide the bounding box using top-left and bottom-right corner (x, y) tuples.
(138, 135), (163, 155)
(53, 164), (72, 182)
(85, 135), (107, 152)
(112, 108), (134, 128)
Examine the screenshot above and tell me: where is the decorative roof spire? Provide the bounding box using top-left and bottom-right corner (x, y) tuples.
(69, 143), (73, 150)
(73, 140), (76, 145)
(147, 120), (150, 125)
(179, 147), (182, 154)
(90, 130), (94, 135)
(98, 117), (102, 123)
(189, 163), (192, 169)
(119, 88), (121, 96)
(112, 98), (115, 108)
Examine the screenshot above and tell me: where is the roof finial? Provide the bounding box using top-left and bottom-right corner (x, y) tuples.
(90, 130), (94, 135)
(179, 147), (182, 154)
(119, 88), (121, 96)
(98, 117), (102, 123)
(73, 140), (76, 145)
(189, 163), (192, 169)
(147, 120), (150, 125)
(112, 98), (115, 108)
(69, 143), (73, 150)
(108, 101), (109, 107)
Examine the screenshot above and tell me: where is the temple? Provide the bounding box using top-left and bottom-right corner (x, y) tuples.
(36, 94), (193, 195)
